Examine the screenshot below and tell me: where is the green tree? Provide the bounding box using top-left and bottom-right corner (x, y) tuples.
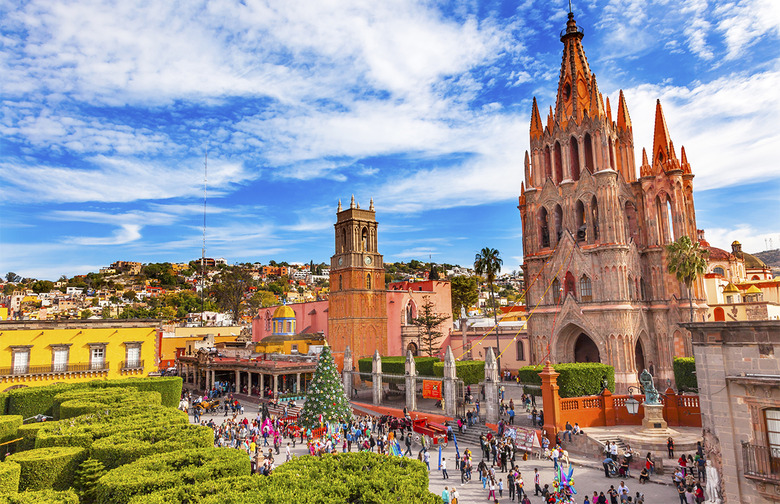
(74, 458), (106, 504)
(31, 280), (54, 293)
(451, 275), (478, 318)
(665, 235), (708, 322)
(80, 310), (92, 319)
(299, 344), (353, 429)
(411, 296), (449, 357)
(474, 247), (503, 370)
(2, 284), (14, 295)
(122, 290), (137, 302)
(5, 272), (21, 283)
(211, 267), (254, 324)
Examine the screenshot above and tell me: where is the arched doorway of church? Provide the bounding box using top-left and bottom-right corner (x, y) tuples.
(635, 339), (646, 373)
(407, 342), (418, 356)
(574, 333), (600, 363)
(713, 307), (725, 322)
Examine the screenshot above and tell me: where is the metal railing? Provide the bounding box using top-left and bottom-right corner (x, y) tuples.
(0, 362), (110, 377)
(743, 442), (780, 482)
(121, 360), (144, 371)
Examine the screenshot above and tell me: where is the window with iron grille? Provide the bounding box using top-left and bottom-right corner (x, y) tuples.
(767, 408), (780, 461)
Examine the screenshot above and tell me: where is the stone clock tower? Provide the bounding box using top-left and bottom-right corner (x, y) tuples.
(328, 196), (388, 360)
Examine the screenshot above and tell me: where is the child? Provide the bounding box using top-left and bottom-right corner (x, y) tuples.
(498, 477), (504, 497)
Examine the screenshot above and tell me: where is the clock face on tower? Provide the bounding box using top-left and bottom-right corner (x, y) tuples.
(338, 257), (343, 266)
(364, 256), (372, 265)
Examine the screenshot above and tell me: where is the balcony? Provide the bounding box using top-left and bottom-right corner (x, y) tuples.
(120, 360), (145, 371)
(0, 362), (110, 378)
(743, 442), (780, 483)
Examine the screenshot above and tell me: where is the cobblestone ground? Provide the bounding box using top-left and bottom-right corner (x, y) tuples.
(190, 404), (679, 504)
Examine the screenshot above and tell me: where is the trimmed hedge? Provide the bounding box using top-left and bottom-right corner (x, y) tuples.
(0, 416), (23, 445)
(53, 387), (136, 419)
(7, 446), (87, 491)
(673, 357), (697, 391)
(34, 407), (188, 450)
(0, 489), (79, 504)
(432, 360), (485, 385)
(91, 424), (213, 470)
(6, 378), (183, 419)
(6, 384), (78, 419)
(58, 392), (161, 420)
(128, 452), (441, 504)
(0, 461), (21, 494)
(517, 363), (615, 398)
(85, 377), (182, 408)
(357, 356), (439, 376)
(94, 448), (250, 504)
(0, 393), (7, 416)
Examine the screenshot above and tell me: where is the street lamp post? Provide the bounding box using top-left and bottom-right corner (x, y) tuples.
(624, 386), (641, 415)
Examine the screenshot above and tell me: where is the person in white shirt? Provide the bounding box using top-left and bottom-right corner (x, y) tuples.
(617, 481), (629, 501)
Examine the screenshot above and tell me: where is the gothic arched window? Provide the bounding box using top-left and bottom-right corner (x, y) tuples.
(366, 273), (371, 290)
(579, 275), (592, 302)
(584, 133), (594, 173)
(544, 145), (552, 181)
(564, 271), (576, 299)
(591, 195), (599, 242)
(361, 227), (368, 252)
(552, 278), (561, 304)
(712, 266), (725, 277)
(539, 207), (550, 248)
(570, 136), (580, 181)
(554, 142), (564, 183)
(554, 205), (563, 243)
(339, 275), (343, 291)
(575, 200), (586, 242)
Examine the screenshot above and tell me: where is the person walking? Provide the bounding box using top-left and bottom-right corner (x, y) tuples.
(442, 457), (449, 480)
(534, 468), (542, 496)
(450, 487), (459, 504)
(441, 486), (450, 504)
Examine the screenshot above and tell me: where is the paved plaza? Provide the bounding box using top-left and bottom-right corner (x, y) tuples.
(190, 400), (681, 504)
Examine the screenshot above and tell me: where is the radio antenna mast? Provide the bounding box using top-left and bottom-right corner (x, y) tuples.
(201, 152), (208, 327)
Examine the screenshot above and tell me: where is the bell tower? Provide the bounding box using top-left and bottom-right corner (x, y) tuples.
(328, 196), (388, 360)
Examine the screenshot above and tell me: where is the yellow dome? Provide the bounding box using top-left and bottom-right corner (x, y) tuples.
(745, 285), (762, 294)
(272, 305), (296, 319)
(731, 240), (741, 245)
(723, 283), (739, 293)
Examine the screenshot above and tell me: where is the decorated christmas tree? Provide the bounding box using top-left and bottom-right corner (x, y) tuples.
(299, 343), (354, 428)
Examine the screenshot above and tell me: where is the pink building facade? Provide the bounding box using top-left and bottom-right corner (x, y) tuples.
(252, 280), (452, 358)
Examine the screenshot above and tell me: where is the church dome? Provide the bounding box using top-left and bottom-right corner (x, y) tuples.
(723, 282), (739, 293)
(745, 285), (762, 295)
(273, 305), (296, 319)
(742, 252), (766, 269)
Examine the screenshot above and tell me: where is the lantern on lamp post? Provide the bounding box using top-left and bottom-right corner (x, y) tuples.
(625, 386), (641, 415)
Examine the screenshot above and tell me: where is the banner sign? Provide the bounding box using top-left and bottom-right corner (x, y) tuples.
(422, 380), (442, 399)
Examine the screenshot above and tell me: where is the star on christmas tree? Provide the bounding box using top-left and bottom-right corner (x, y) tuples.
(299, 343), (353, 429)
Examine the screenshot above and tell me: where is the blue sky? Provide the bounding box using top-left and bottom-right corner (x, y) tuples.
(1, 0), (779, 280)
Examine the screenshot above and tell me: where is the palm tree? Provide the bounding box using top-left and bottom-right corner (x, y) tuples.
(665, 235), (708, 322)
(474, 247), (503, 373)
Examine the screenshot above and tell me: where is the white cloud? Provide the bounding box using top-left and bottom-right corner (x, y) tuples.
(67, 224), (142, 246)
(0, 156), (253, 203)
(703, 225), (780, 255)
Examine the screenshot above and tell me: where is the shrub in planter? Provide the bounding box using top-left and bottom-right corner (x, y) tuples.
(357, 356), (440, 377)
(432, 360), (485, 385)
(93, 448), (250, 504)
(0, 489), (79, 504)
(673, 357), (697, 391)
(0, 461), (21, 494)
(516, 363), (614, 398)
(7, 446), (87, 491)
(91, 424), (213, 469)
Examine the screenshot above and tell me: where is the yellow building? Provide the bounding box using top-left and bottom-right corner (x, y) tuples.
(158, 325), (243, 369)
(0, 319), (160, 392)
(255, 305), (325, 355)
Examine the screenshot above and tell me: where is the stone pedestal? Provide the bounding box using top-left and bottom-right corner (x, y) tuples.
(442, 346), (457, 418)
(404, 350), (417, 413)
(641, 403), (668, 432)
(372, 350), (382, 406)
(483, 347), (499, 424)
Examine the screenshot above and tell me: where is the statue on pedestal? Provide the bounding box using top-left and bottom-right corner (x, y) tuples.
(639, 369), (661, 405)
(705, 460), (721, 503)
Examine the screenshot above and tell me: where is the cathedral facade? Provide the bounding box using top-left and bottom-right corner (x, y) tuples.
(518, 12), (706, 389)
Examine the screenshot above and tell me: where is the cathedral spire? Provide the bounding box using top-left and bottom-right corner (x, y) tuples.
(350, 194), (355, 209)
(652, 99), (672, 165)
(617, 90), (632, 131)
(369, 198), (374, 211)
(680, 146), (691, 174)
(530, 97), (543, 139)
(554, 11), (594, 126)
(337, 199), (342, 212)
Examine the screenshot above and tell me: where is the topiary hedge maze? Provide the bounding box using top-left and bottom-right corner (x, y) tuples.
(7, 446), (87, 491)
(517, 363), (615, 397)
(0, 377), (441, 504)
